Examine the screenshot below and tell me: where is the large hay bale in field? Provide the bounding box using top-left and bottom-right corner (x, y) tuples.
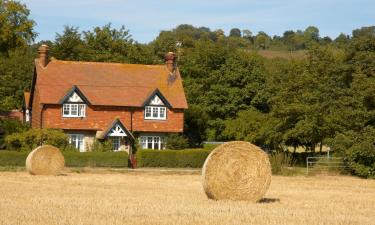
(202, 141), (271, 202)
(26, 145), (65, 175)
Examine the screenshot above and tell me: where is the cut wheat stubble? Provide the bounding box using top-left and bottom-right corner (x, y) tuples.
(202, 141), (272, 202)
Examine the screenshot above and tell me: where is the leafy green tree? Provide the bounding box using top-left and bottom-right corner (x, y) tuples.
(229, 28), (241, 37)
(0, 0), (36, 54)
(53, 26), (86, 61)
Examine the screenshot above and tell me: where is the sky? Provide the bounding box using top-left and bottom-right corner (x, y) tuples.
(21, 0), (374, 44)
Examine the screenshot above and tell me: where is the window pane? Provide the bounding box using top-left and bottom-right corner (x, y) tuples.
(145, 107), (152, 118)
(147, 137), (153, 149)
(63, 104), (70, 115)
(71, 104), (78, 116)
(140, 137), (147, 149)
(111, 137), (120, 151)
(154, 137), (160, 150)
(152, 107), (158, 118)
(78, 104), (85, 117)
(159, 107), (166, 119)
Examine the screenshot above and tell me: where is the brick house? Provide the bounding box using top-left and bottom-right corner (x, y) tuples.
(24, 45), (188, 153)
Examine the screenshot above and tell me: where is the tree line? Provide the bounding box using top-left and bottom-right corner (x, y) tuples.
(0, 1), (374, 177)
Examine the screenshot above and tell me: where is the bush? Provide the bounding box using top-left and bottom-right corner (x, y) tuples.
(136, 149), (212, 168)
(5, 128), (69, 151)
(0, 118), (29, 149)
(165, 134), (189, 150)
(331, 127), (375, 178)
(269, 151), (293, 174)
(64, 151), (128, 167)
(91, 140), (113, 152)
(0, 150), (128, 167)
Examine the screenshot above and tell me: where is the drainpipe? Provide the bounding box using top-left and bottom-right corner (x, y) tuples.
(39, 104), (45, 146)
(130, 109), (133, 131)
(40, 104), (45, 129)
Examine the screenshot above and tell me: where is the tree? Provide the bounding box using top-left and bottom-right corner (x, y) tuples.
(53, 26), (85, 61)
(0, 0), (36, 54)
(229, 28), (241, 37)
(254, 32), (271, 50)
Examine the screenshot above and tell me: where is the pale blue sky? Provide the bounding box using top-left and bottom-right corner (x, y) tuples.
(22, 0), (374, 43)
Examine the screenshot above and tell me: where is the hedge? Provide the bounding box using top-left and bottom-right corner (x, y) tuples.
(136, 149), (212, 168)
(0, 151), (129, 167)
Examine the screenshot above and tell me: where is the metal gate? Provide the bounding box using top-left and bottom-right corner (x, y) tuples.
(306, 157), (345, 175)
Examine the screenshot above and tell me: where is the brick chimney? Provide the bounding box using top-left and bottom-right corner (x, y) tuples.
(38, 44), (49, 67)
(165, 52), (176, 73)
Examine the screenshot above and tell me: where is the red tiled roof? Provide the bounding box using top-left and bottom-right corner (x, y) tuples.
(35, 59), (188, 109)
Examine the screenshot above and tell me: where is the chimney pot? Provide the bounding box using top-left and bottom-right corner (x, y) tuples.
(165, 52), (176, 73)
(38, 44), (49, 67)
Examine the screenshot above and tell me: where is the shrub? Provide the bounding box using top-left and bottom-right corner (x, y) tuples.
(331, 127), (375, 178)
(5, 128), (69, 151)
(165, 134), (189, 150)
(269, 151), (293, 174)
(0, 151), (128, 167)
(63, 151), (128, 167)
(136, 149), (212, 168)
(0, 118), (29, 149)
(91, 140), (113, 152)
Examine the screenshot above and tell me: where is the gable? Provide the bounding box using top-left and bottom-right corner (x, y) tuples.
(143, 89), (172, 108)
(59, 86), (90, 104)
(102, 119), (134, 140)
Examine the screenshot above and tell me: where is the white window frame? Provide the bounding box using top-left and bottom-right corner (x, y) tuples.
(63, 103), (86, 118)
(69, 134), (85, 152)
(144, 106), (166, 120)
(140, 136), (164, 150)
(110, 136), (121, 151)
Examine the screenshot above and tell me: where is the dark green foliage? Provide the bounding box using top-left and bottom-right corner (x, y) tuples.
(5, 128), (69, 151)
(0, 150), (28, 166)
(91, 140), (113, 152)
(63, 151), (128, 167)
(136, 149), (212, 168)
(330, 127), (375, 178)
(0, 151), (128, 167)
(165, 133), (189, 150)
(0, 118), (29, 148)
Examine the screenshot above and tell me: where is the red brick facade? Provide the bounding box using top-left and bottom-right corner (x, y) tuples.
(37, 104), (184, 133)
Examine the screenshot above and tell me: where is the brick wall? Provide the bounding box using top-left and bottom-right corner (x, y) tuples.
(39, 105), (184, 132)
(31, 87), (41, 128)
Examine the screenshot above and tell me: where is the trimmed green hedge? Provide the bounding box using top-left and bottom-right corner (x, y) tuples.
(0, 151), (129, 167)
(136, 149), (212, 168)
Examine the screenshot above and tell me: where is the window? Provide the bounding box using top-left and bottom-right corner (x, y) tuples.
(140, 136), (164, 150)
(110, 136), (121, 151)
(69, 134), (85, 152)
(144, 106), (166, 120)
(63, 104), (86, 117)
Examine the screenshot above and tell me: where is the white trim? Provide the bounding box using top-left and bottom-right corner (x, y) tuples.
(110, 136), (121, 151)
(63, 103), (86, 118)
(69, 134), (85, 152)
(108, 124), (127, 137)
(68, 92), (83, 103)
(140, 135), (165, 150)
(149, 95), (164, 106)
(144, 106), (166, 120)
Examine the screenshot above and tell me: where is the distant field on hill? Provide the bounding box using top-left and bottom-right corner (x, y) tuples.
(0, 171), (374, 225)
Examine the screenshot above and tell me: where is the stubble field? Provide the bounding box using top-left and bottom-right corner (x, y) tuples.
(0, 170), (374, 225)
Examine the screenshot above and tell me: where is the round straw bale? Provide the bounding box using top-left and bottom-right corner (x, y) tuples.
(202, 141), (271, 202)
(26, 145), (65, 175)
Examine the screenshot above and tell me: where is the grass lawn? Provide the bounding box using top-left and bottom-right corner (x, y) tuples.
(0, 170), (374, 225)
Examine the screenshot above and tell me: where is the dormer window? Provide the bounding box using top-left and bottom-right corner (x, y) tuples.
(60, 86), (90, 118)
(63, 103), (86, 117)
(144, 92), (170, 120)
(145, 106), (166, 120)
